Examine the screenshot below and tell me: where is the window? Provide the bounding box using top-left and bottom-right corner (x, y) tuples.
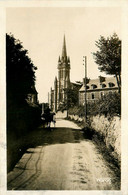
(92, 93), (95, 99)
(101, 92), (104, 98)
(102, 84), (106, 88)
(62, 70), (63, 78)
(60, 70), (63, 79)
(91, 84), (97, 89)
(27, 94), (32, 101)
(108, 82), (115, 87)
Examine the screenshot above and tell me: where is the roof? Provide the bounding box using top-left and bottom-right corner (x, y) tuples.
(70, 82), (82, 91)
(62, 35), (67, 59)
(79, 76), (118, 92)
(29, 85), (38, 94)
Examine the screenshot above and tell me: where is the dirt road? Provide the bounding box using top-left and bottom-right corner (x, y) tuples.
(7, 117), (120, 190)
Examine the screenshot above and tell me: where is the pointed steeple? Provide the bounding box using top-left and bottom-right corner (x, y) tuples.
(61, 35), (67, 59)
(58, 56), (61, 62)
(54, 76), (57, 82)
(67, 56), (70, 62)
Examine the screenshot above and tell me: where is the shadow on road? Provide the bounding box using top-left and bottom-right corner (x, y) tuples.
(25, 126), (85, 148)
(7, 125), (85, 172)
(7, 124), (120, 191)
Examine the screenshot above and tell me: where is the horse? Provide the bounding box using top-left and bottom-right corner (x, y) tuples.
(41, 112), (56, 128)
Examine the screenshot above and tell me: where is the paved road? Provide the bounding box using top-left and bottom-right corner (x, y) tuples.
(7, 117), (120, 190)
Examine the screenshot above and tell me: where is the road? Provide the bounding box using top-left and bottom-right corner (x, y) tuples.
(7, 115), (120, 190)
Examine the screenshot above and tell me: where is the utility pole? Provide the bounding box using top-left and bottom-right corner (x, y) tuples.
(83, 56), (87, 126)
(42, 103), (44, 115)
(66, 89), (68, 118)
(48, 92), (49, 107)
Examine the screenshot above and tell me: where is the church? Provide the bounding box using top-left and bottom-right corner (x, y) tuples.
(49, 35), (119, 112)
(49, 35), (81, 112)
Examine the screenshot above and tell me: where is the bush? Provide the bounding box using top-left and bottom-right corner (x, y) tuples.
(94, 92), (121, 117)
(7, 102), (42, 138)
(68, 92), (121, 117)
(68, 105), (85, 116)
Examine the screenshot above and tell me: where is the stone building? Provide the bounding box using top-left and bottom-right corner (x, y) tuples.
(49, 35), (81, 112)
(27, 85), (38, 105)
(79, 76), (118, 105)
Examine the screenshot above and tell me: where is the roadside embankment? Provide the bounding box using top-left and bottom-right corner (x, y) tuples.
(68, 114), (121, 167)
(90, 115), (121, 164)
(7, 103), (42, 173)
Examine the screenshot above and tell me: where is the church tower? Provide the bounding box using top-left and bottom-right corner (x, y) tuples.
(58, 35), (70, 104)
(54, 76), (58, 112)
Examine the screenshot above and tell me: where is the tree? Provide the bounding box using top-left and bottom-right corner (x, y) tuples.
(6, 34), (37, 105)
(67, 88), (79, 107)
(92, 33), (121, 92)
(87, 92), (121, 117)
(58, 88), (79, 112)
(62, 88), (79, 117)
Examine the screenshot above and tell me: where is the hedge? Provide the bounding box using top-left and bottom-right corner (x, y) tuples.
(68, 92), (121, 117)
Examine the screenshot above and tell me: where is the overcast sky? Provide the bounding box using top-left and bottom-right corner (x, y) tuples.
(6, 7), (121, 103)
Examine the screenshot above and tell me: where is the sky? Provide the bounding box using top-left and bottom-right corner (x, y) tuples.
(6, 7), (121, 103)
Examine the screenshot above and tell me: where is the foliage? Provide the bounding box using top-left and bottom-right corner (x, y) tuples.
(68, 105), (85, 116)
(58, 88), (79, 111)
(92, 33), (121, 92)
(7, 104), (42, 137)
(96, 92), (121, 117)
(68, 92), (121, 117)
(6, 34), (41, 137)
(6, 33), (37, 104)
(66, 88), (79, 107)
(7, 103), (42, 172)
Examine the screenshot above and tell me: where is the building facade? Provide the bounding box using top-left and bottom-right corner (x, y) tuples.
(27, 85), (38, 105)
(79, 76), (118, 105)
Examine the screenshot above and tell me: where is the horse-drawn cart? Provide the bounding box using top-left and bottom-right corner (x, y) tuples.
(41, 110), (56, 128)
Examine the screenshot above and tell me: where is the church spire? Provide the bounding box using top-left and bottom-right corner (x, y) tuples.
(61, 35), (67, 59)
(58, 56), (61, 62)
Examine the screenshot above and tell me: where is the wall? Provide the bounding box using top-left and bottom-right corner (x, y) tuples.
(90, 115), (121, 162)
(68, 114), (121, 163)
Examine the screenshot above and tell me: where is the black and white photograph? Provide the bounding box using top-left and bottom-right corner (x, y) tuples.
(6, 6), (122, 191)
(0, 1), (128, 194)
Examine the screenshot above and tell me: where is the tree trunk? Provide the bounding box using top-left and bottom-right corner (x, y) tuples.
(118, 74), (121, 87)
(115, 73), (121, 93)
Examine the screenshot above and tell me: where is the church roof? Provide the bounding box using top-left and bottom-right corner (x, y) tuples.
(70, 82), (82, 91)
(58, 35), (70, 68)
(61, 35), (67, 59)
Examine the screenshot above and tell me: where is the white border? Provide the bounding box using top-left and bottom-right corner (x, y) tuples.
(0, 0), (128, 195)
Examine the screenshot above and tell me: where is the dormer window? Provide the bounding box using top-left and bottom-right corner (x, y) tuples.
(102, 83), (106, 88)
(91, 84), (97, 89)
(108, 82), (115, 87)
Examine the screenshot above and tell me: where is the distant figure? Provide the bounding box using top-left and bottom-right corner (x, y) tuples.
(41, 107), (56, 129)
(51, 112), (56, 127)
(41, 114), (46, 128)
(44, 107), (51, 128)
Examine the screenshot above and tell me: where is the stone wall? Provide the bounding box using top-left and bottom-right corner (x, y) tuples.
(90, 115), (121, 162)
(68, 114), (121, 162)
(68, 114), (84, 122)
